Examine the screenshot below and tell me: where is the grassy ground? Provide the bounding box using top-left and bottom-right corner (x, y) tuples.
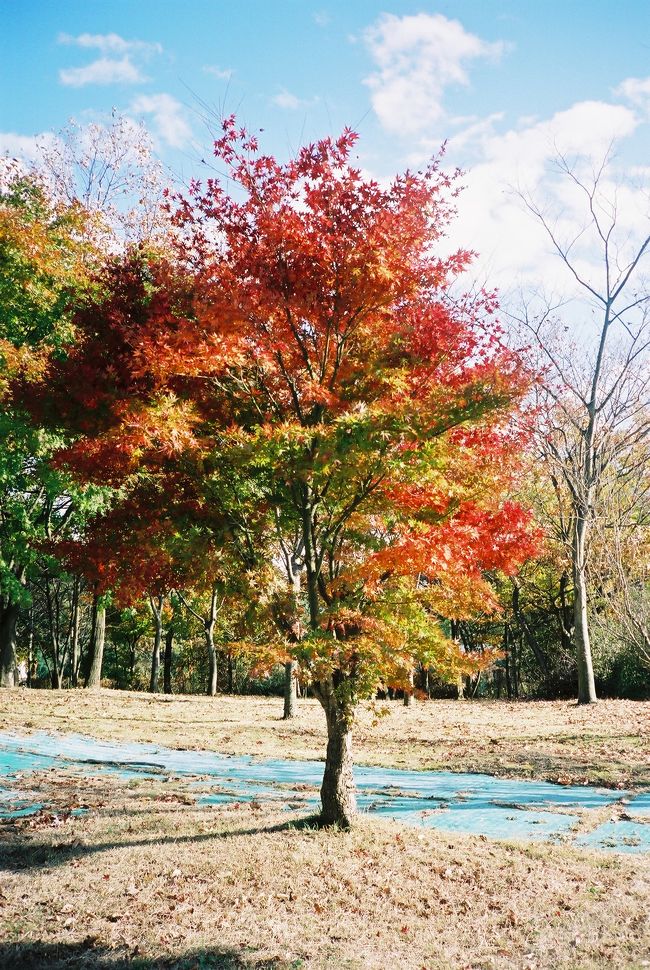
(0, 690), (649, 969)
(1, 689), (648, 787)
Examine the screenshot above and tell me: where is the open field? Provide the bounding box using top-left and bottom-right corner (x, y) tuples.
(0, 768), (649, 970)
(0, 691), (649, 969)
(0, 689), (648, 788)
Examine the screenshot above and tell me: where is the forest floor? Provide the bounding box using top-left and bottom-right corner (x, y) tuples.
(0, 691), (648, 969)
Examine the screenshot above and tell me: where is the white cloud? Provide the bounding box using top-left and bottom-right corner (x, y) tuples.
(59, 56), (145, 87)
(363, 13), (506, 135)
(0, 131), (55, 163)
(58, 32), (161, 88)
(314, 11), (331, 27)
(130, 94), (192, 148)
(203, 65), (233, 80)
(616, 76), (650, 115)
(58, 32), (162, 56)
(272, 89), (318, 111)
(441, 100), (643, 292)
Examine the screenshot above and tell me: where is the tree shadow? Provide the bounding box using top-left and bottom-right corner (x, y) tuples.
(0, 814), (324, 873)
(0, 939), (295, 969)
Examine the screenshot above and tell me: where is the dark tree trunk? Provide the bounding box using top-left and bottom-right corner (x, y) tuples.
(0, 602), (20, 688)
(283, 660), (298, 718)
(27, 609), (34, 688)
(86, 598), (106, 688)
(504, 622), (512, 699)
(70, 578), (81, 687)
(163, 624), (173, 694)
(403, 669), (414, 706)
(318, 692), (356, 827)
(149, 595), (164, 694)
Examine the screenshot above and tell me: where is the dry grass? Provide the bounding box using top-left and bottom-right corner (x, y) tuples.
(1, 688), (648, 787)
(0, 690), (649, 968)
(0, 771), (649, 970)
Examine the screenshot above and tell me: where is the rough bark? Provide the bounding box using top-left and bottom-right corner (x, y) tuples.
(312, 679), (356, 827)
(149, 594), (164, 694)
(70, 578), (81, 687)
(0, 602), (19, 688)
(573, 517), (597, 704)
(403, 669), (414, 706)
(319, 697), (356, 827)
(163, 624), (173, 694)
(283, 660), (298, 718)
(85, 598), (106, 689)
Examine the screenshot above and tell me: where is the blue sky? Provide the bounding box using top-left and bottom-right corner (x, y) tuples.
(2, 1), (650, 288)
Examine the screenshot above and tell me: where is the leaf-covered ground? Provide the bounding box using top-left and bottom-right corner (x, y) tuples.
(1, 690), (648, 788)
(0, 770), (649, 970)
(0, 691), (649, 967)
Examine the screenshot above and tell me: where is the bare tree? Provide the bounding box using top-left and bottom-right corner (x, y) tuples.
(35, 112), (168, 247)
(513, 153), (650, 703)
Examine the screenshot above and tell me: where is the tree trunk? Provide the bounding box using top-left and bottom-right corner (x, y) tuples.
(573, 517), (597, 703)
(0, 602), (19, 688)
(163, 624), (173, 694)
(205, 627), (217, 696)
(504, 622), (512, 699)
(27, 609), (34, 688)
(149, 595), (164, 694)
(318, 692), (356, 827)
(283, 660), (298, 719)
(403, 669), (414, 706)
(70, 578), (81, 687)
(86, 598), (106, 688)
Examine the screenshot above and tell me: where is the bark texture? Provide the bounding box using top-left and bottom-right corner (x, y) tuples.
(163, 624), (173, 694)
(314, 681), (356, 827)
(149, 595), (164, 694)
(573, 518), (597, 703)
(85, 599), (106, 689)
(0, 602), (19, 688)
(283, 660), (298, 719)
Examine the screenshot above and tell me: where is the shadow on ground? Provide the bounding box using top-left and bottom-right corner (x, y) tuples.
(0, 940), (300, 970)
(0, 814), (322, 873)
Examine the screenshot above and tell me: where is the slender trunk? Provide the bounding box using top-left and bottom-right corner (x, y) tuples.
(27, 609), (34, 688)
(573, 517), (597, 703)
(70, 578), (81, 687)
(205, 626), (217, 696)
(149, 595), (164, 694)
(228, 654), (233, 693)
(163, 624), (173, 694)
(512, 580), (550, 693)
(316, 684), (356, 828)
(504, 622), (512, 700)
(403, 669), (414, 706)
(284, 558), (302, 719)
(86, 598), (106, 689)
(283, 660), (298, 718)
(52, 668), (63, 689)
(0, 602), (19, 688)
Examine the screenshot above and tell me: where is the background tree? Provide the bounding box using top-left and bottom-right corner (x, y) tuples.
(0, 166), (101, 686)
(514, 154), (650, 703)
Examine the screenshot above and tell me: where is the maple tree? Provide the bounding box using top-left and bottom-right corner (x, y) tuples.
(34, 123), (539, 825)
